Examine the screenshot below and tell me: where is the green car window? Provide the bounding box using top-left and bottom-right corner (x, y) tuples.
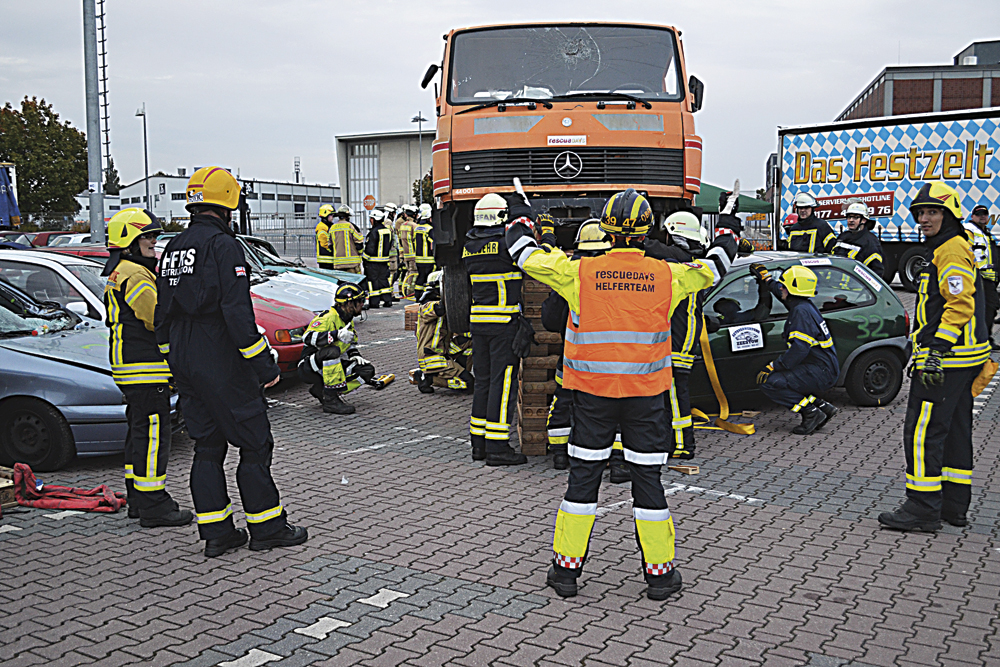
(707, 273), (786, 324)
(810, 267), (876, 312)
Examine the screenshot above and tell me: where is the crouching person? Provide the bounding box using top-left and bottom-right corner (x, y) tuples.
(414, 271), (474, 393)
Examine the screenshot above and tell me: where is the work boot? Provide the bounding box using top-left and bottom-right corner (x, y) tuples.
(645, 568), (683, 601)
(205, 528), (248, 558)
(127, 496), (140, 519)
(877, 504), (941, 532)
(249, 523), (309, 551)
(991, 339), (1000, 351)
(552, 451), (569, 470)
(417, 371), (435, 394)
(140, 507), (194, 528)
(792, 406), (825, 435)
(545, 564), (578, 598)
(471, 445), (486, 461)
(322, 388), (356, 415)
(815, 400), (839, 429)
(670, 432), (696, 460)
(308, 383), (323, 402)
(941, 512), (969, 527)
(485, 448), (527, 466)
(609, 450), (630, 484)
(458, 370), (475, 394)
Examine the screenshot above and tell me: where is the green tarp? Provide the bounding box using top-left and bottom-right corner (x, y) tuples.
(695, 183), (773, 214)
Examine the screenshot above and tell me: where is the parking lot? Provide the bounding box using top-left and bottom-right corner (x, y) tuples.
(1, 295), (999, 667)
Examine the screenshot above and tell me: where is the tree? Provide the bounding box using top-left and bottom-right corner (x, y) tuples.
(0, 97), (87, 214)
(104, 156), (121, 195)
(411, 170), (432, 206)
(756, 188), (766, 200)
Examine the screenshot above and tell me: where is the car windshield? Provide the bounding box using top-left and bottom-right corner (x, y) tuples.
(66, 263), (106, 298)
(49, 235), (78, 246)
(448, 25), (682, 104)
(0, 289), (76, 336)
(243, 239), (295, 267)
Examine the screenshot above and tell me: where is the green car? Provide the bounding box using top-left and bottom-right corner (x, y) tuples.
(689, 252), (911, 409)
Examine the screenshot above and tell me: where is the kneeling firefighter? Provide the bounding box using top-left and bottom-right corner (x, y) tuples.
(414, 271), (474, 394)
(507, 188), (715, 601)
(751, 264), (840, 435)
(298, 282), (393, 415)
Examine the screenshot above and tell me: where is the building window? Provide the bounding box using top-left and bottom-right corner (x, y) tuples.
(171, 193), (185, 201)
(262, 193), (275, 200)
(307, 195), (320, 202)
(349, 142), (379, 229)
(277, 194), (292, 201)
(109, 205), (120, 211)
(245, 192), (258, 199)
(293, 195), (306, 202)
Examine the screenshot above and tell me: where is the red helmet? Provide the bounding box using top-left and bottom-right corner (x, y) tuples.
(782, 213), (799, 229)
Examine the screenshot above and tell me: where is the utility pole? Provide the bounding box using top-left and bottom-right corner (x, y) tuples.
(83, 0), (105, 242)
(411, 112), (427, 205)
(136, 104), (149, 210)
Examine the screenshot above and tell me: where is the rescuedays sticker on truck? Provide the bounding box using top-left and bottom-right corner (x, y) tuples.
(547, 135), (587, 146)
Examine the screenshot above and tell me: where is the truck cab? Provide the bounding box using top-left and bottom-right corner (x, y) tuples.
(421, 22), (705, 329)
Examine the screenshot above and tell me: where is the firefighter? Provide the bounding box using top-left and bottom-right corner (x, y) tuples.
(751, 264), (840, 435)
(833, 201), (884, 278)
(363, 208), (394, 308)
(414, 271), (474, 394)
(540, 217), (611, 471)
(315, 204), (336, 270)
(297, 282), (392, 414)
(383, 203), (401, 300)
(413, 203), (436, 300)
(966, 204), (998, 350)
(786, 192), (836, 253)
(464, 193), (526, 466)
(645, 211), (745, 461)
(878, 183), (990, 532)
(155, 166), (307, 557)
(397, 205), (419, 298)
(507, 188), (715, 601)
(330, 205), (364, 274)
(102, 208), (192, 528)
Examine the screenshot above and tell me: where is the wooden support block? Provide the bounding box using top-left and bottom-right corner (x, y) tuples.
(741, 410), (762, 418)
(523, 355), (559, 369)
(0, 466), (14, 509)
(523, 381), (557, 395)
(523, 307), (542, 320)
(522, 369), (550, 382)
(523, 279), (551, 292)
(534, 331), (563, 344)
(404, 304), (420, 331)
(521, 406), (550, 419)
(527, 344), (550, 357)
(519, 393), (550, 406)
(668, 465), (699, 475)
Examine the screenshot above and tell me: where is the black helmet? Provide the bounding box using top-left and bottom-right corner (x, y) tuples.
(335, 282), (367, 304)
(599, 188), (653, 237)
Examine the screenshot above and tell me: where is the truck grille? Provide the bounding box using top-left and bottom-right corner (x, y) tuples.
(450, 147), (684, 189)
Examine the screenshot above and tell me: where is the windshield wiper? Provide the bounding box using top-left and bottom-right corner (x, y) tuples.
(553, 92), (652, 109)
(456, 98), (553, 115)
(0, 329), (37, 339)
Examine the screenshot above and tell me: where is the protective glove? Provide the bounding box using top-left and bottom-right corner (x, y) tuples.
(749, 263), (771, 283)
(511, 315), (537, 359)
(270, 348), (279, 364)
(738, 238), (755, 255)
(756, 362), (774, 385)
(536, 213), (557, 245)
(349, 354), (371, 367)
(920, 350), (946, 387)
(505, 192), (533, 223)
(337, 325), (356, 345)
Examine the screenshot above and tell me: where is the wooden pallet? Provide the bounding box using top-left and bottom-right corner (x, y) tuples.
(516, 278), (563, 456)
(404, 303), (420, 331)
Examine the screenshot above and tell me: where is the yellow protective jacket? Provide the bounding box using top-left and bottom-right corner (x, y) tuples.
(104, 257), (171, 385)
(315, 221), (333, 263)
(330, 220), (364, 268)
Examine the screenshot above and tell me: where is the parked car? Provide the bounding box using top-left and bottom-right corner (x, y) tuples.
(0, 231), (34, 246)
(39, 243), (111, 261)
(690, 252), (911, 409)
(47, 233), (92, 247)
(240, 235), (366, 287)
(26, 231), (76, 247)
(0, 280), (181, 471)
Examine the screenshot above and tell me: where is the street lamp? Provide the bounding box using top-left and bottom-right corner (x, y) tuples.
(136, 104), (150, 211)
(411, 112), (427, 205)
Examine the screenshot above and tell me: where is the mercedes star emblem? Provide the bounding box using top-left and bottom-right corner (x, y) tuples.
(554, 151), (583, 179)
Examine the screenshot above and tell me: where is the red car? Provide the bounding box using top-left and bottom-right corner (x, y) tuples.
(27, 231), (77, 247)
(44, 245), (311, 376)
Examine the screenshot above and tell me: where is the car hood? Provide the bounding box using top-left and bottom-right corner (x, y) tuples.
(250, 274), (335, 314)
(251, 294), (315, 329)
(0, 327), (112, 375)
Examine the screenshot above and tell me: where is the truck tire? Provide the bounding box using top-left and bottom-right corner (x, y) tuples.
(443, 262), (472, 333)
(844, 348), (903, 407)
(898, 247), (927, 292)
(0, 398), (76, 472)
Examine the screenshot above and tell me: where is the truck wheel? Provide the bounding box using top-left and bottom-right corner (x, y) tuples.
(0, 398), (76, 472)
(898, 247), (927, 292)
(443, 263), (472, 333)
(844, 349), (903, 407)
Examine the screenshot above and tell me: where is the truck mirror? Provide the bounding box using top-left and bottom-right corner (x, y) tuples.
(421, 64), (440, 90)
(688, 75), (705, 113)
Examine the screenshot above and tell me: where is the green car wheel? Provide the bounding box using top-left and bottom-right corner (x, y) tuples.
(844, 348), (904, 407)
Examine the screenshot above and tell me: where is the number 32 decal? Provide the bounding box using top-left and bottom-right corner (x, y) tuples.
(851, 314), (887, 339)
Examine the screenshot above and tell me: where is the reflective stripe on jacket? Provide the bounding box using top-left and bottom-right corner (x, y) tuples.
(362, 223), (393, 262)
(463, 226), (522, 329)
(105, 258), (171, 385)
(413, 223), (434, 264)
(330, 220), (363, 267)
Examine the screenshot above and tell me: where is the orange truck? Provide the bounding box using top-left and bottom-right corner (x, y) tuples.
(419, 22), (705, 327)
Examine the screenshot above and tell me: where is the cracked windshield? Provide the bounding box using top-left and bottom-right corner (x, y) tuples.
(449, 25), (682, 104)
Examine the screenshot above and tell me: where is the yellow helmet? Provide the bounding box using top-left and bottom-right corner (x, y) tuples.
(779, 265), (818, 297)
(600, 188), (653, 236)
(106, 208), (162, 250)
(318, 204), (335, 219)
(909, 182), (962, 221)
(186, 166), (240, 211)
(574, 219), (611, 251)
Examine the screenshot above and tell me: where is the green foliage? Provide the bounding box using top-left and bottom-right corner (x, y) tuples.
(756, 188), (766, 200)
(162, 220), (185, 232)
(411, 171), (432, 205)
(104, 157), (121, 195)
(0, 97), (87, 214)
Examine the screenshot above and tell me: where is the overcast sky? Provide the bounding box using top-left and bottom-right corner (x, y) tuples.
(2, 0), (997, 192)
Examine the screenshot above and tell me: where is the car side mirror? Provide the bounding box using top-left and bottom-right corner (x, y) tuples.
(688, 75), (704, 113)
(66, 302), (89, 317)
(421, 63), (440, 90)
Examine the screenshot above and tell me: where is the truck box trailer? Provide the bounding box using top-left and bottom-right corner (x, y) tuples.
(777, 107), (1000, 290)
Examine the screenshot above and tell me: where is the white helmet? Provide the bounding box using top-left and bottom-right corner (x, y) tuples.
(336, 204), (353, 217)
(473, 193), (508, 227)
(402, 204), (418, 216)
(384, 202), (398, 212)
(844, 201), (870, 219)
(427, 269), (443, 286)
(369, 209), (386, 223)
(664, 211), (708, 245)
(418, 203), (432, 220)
(793, 192), (818, 208)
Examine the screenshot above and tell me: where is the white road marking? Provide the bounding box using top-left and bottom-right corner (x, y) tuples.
(596, 499), (633, 516)
(217, 649), (281, 667)
(356, 336), (411, 350)
(45, 510), (84, 520)
(973, 374), (998, 416)
(664, 482), (764, 505)
(0, 525), (22, 533)
(294, 617), (351, 639)
(358, 588), (410, 608)
(266, 399), (304, 409)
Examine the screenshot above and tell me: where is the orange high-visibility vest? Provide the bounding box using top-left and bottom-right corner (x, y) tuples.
(563, 251), (673, 398)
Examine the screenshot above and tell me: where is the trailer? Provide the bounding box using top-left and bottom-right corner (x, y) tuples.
(777, 107), (1000, 290)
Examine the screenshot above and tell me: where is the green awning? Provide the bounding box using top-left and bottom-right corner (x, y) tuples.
(695, 183), (773, 214)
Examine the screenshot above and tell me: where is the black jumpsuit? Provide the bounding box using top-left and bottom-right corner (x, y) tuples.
(363, 220), (394, 307)
(463, 225), (523, 455)
(833, 227), (884, 279)
(155, 214), (286, 541)
(787, 214), (837, 254)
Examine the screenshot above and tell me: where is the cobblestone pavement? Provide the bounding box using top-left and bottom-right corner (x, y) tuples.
(2, 294), (999, 667)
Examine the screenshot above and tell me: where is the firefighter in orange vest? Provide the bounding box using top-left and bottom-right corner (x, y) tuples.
(506, 188), (714, 601)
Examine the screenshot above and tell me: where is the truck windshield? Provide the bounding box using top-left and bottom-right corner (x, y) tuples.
(448, 25), (683, 105)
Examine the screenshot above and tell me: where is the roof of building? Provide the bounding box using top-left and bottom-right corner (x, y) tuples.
(335, 129), (430, 142)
